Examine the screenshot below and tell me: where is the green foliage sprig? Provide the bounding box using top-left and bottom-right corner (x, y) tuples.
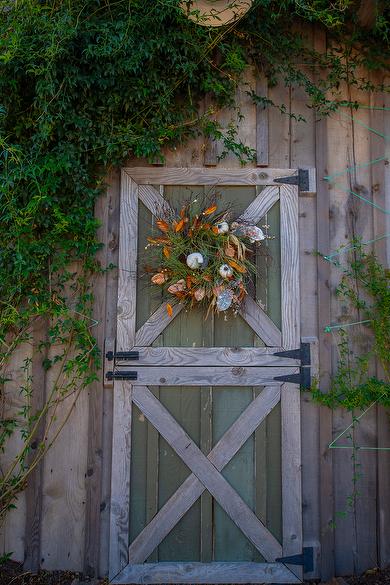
(312, 242), (390, 410)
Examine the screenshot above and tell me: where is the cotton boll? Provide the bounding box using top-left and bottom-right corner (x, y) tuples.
(186, 252), (204, 269)
(219, 264), (233, 278)
(216, 221), (229, 234)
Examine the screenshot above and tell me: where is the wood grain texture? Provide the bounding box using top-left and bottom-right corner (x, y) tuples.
(112, 561), (301, 584)
(290, 51), (321, 577)
(24, 318), (48, 572)
(0, 341), (31, 562)
(281, 382), (303, 580)
(204, 94), (218, 166)
(138, 184), (171, 217)
(125, 167), (296, 185)
(109, 171), (138, 580)
(116, 171), (138, 351)
(280, 184), (300, 350)
(314, 30), (334, 581)
(240, 296), (282, 347)
(83, 187), (109, 578)
(124, 366), (297, 386)
(377, 76), (390, 569)
(109, 382), (132, 580)
(128, 385), (282, 564)
(100, 169), (121, 577)
(256, 76), (269, 167)
(135, 302), (183, 347)
(238, 186), (279, 224)
(117, 346), (299, 367)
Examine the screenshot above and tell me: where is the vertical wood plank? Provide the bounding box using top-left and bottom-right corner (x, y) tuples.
(204, 94), (218, 167)
(84, 184), (109, 577)
(24, 318), (49, 572)
(256, 75), (269, 167)
(314, 29), (335, 581)
(0, 341), (31, 562)
(280, 184), (300, 350)
(290, 35), (321, 576)
(100, 169), (121, 577)
(146, 389), (159, 562)
(280, 183), (302, 578)
(109, 170), (138, 579)
(376, 77), (390, 569)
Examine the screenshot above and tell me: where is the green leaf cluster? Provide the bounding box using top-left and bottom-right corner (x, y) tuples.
(312, 242), (390, 410)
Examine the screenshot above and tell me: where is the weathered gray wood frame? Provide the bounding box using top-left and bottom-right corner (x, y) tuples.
(109, 168), (302, 584)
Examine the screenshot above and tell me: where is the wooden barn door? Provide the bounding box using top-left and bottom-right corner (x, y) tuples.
(109, 168), (304, 584)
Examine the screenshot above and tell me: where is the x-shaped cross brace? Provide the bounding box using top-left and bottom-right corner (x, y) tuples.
(128, 384), (283, 564)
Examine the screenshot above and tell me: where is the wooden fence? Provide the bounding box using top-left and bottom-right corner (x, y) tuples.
(1, 28), (389, 580)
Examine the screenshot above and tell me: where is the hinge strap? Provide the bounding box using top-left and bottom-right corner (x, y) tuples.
(274, 169), (309, 191)
(276, 546), (314, 572)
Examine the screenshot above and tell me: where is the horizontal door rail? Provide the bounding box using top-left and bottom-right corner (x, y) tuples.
(115, 347), (300, 367)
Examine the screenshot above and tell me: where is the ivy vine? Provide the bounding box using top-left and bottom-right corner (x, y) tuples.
(0, 0), (388, 521)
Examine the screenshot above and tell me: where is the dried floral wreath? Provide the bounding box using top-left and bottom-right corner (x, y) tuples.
(146, 197), (269, 316)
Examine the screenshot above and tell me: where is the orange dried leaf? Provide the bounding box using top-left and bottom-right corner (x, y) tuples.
(203, 223), (211, 230)
(166, 303), (173, 317)
(163, 246), (171, 259)
(202, 274), (212, 282)
(179, 207), (186, 219)
(228, 260), (247, 273)
(155, 236), (169, 244)
(147, 237), (158, 244)
(203, 204), (217, 216)
(175, 218), (185, 232)
(186, 275), (193, 289)
(212, 226), (219, 235)
(156, 219), (170, 233)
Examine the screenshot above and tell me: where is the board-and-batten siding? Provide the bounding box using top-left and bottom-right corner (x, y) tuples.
(1, 28), (389, 580)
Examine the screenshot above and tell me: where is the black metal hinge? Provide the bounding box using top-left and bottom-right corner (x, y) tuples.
(276, 546), (314, 573)
(106, 350), (139, 361)
(274, 169), (309, 191)
(106, 370), (138, 381)
(273, 342), (310, 365)
(274, 367), (311, 389)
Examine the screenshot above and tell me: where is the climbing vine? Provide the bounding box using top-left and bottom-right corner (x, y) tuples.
(0, 0), (388, 520)
(312, 242), (390, 410)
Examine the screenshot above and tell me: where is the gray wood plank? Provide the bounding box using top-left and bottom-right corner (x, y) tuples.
(132, 385), (282, 562)
(126, 167), (297, 186)
(116, 171), (138, 350)
(138, 184), (172, 217)
(240, 296), (282, 347)
(146, 390), (159, 563)
(200, 388), (212, 562)
(125, 366), (297, 386)
(128, 386), (281, 564)
(118, 347), (299, 367)
(238, 186), (279, 224)
(135, 302), (183, 347)
(281, 383), (303, 580)
(109, 170), (138, 579)
(314, 30), (334, 581)
(112, 561), (301, 584)
(24, 317), (48, 572)
(256, 76), (269, 167)
(109, 383), (133, 580)
(84, 188), (109, 578)
(280, 184), (300, 350)
(204, 94), (218, 166)
(100, 169), (121, 577)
